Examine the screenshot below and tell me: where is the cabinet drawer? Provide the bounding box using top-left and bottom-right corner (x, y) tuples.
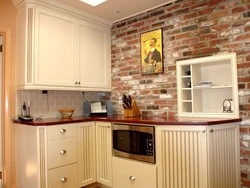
(48, 163), (77, 188)
(47, 124), (76, 140)
(47, 137), (77, 169)
(113, 157), (157, 188)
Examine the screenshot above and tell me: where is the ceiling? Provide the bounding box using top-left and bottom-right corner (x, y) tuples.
(56, 0), (174, 23)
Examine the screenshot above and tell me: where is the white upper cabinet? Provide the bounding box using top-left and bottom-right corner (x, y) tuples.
(176, 53), (239, 118)
(77, 19), (111, 90)
(15, 0), (112, 91)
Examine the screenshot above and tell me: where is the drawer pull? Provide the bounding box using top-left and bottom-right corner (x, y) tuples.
(61, 177), (67, 182)
(60, 129), (66, 133)
(60, 150), (67, 154)
(210, 129), (214, 133)
(129, 176), (135, 181)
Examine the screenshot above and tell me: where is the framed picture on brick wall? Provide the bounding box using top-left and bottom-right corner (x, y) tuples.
(140, 28), (163, 75)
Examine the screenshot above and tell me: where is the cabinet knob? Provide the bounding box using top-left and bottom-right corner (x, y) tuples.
(78, 82), (81, 85)
(75, 81), (78, 84)
(60, 129), (66, 133)
(209, 129), (214, 133)
(129, 176), (135, 181)
(60, 150), (67, 154)
(61, 177), (67, 182)
(107, 125), (110, 128)
(202, 130), (206, 133)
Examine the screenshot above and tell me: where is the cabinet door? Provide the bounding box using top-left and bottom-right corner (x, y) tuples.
(77, 122), (96, 187)
(34, 7), (77, 86)
(96, 122), (112, 187)
(113, 157), (157, 188)
(207, 123), (240, 188)
(156, 126), (208, 188)
(77, 19), (111, 91)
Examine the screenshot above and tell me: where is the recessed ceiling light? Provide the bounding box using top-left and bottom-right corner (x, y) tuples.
(80, 0), (107, 6)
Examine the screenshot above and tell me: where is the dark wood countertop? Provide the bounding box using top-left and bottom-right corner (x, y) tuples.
(13, 115), (242, 126)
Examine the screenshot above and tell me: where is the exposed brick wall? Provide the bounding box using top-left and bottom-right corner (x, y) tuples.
(111, 0), (250, 186)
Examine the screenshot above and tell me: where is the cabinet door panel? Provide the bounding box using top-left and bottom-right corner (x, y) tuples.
(207, 123), (240, 188)
(156, 126), (208, 188)
(113, 157), (157, 188)
(35, 8), (77, 86)
(77, 122), (96, 187)
(96, 122), (112, 187)
(78, 20), (111, 90)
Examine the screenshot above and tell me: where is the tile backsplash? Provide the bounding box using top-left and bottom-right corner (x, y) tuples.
(16, 90), (111, 119)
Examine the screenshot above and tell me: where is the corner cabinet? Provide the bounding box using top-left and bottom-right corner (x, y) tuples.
(176, 53), (239, 118)
(156, 123), (240, 188)
(16, 1), (111, 91)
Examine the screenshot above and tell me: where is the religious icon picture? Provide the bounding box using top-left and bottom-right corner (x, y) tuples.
(140, 29), (163, 75)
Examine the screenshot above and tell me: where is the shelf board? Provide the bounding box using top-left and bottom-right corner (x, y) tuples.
(183, 100), (192, 103)
(181, 75), (191, 78)
(192, 85), (232, 90)
(182, 88), (192, 90)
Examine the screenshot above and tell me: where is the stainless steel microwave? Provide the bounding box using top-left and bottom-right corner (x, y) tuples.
(112, 123), (155, 164)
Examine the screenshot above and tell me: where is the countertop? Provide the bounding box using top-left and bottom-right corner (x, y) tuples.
(13, 115), (242, 126)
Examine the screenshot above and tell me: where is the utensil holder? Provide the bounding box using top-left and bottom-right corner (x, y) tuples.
(123, 100), (140, 117)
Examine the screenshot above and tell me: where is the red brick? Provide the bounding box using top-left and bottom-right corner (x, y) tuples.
(117, 72), (129, 76)
(209, 0), (228, 6)
(182, 0), (196, 8)
(211, 10), (228, 19)
(242, 179), (250, 187)
(139, 26), (150, 32)
(191, 2), (208, 10)
(200, 47), (220, 54)
(182, 38), (198, 44)
(199, 7), (215, 15)
(190, 42), (207, 49)
(183, 12), (197, 20)
(241, 127), (249, 133)
(232, 6), (246, 13)
(242, 172), (249, 178)
(222, 43), (243, 49)
(235, 33), (250, 41)
(241, 149), (250, 157)
(127, 39), (139, 45)
(199, 33), (217, 41)
(220, 1), (238, 10)
(176, 33), (191, 40)
(237, 63), (250, 69)
(166, 4), (181, 12)
(212, 23), (231, 31)
(245, 26), (250, 32)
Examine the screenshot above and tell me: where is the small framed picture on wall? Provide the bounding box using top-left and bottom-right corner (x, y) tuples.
(140, 28), (163, 75)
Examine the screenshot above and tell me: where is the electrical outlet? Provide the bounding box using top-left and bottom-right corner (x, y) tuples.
(42, 90), (48, 94)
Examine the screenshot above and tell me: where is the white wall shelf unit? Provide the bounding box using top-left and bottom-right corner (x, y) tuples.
(176, 53), (239, 118)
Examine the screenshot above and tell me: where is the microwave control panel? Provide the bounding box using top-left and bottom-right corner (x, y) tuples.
(146, 138), (154, 156)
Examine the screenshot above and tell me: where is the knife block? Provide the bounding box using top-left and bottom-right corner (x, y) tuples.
(123, 100), (140, 117)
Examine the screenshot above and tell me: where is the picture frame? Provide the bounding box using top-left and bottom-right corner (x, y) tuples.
(140, 29), (163, 75)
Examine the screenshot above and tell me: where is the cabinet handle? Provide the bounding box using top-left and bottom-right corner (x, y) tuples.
(202, 130), (206, 133)
(75, 81), (78, 84)
(61, 177), (67, 182)
(60, 129), (66, 133)
(78, 82), (81, 85)
(60, 150), (67, 154)
(129, 176), (135, 181)
(209, 129), (214, 133)
(107, 125), (110, 128)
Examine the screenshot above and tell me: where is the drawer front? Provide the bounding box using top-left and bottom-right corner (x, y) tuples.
(47, 124), (76, 140)
(47, 137), (77, 169)
(113, 157), (157, 188)
(48, 163), (77, 188)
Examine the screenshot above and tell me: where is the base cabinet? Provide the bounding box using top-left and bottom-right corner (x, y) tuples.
(113, 157), (157, 188)
(156, 123), (240, 188)
(15, 122), (112, 188)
